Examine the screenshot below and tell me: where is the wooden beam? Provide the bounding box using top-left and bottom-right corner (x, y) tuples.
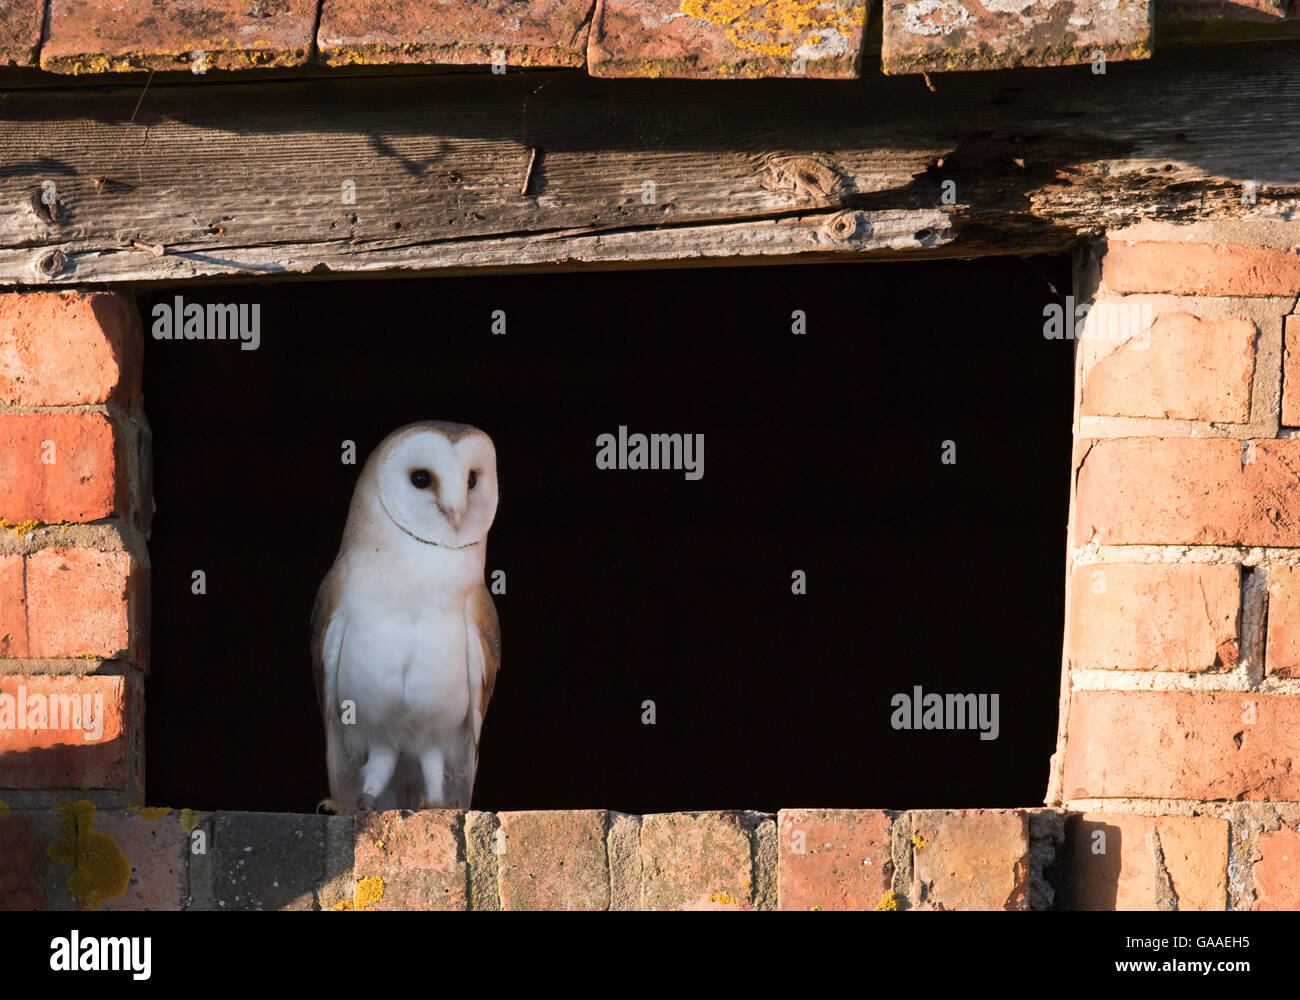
(1, 40), (1298, 287)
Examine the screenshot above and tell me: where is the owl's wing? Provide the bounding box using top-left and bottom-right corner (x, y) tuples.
(445, 586), (500, 808)
(311, 560), (353, 805)
(466, 584), (501, 752)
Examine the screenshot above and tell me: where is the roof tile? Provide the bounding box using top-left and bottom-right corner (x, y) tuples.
(588, 0), (869, 79)
(41, 0), (317, 75)
(882, 0), (1153, 75)
(317, 0), (594, 68)
(0, 0), (44, 67)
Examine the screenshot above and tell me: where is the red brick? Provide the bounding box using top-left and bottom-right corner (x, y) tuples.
(882, 0), (1151, 76)
(1282, 315), (1300, 427)
(1253, 826), (1300, 910)
(589, 0), (868, 79)
(911, 810), (1031, 910)
(318, 0), (593, 68)
(41, 0), (317, 74)
(640, 811), (758, 910)
(1080, 312), (1256, 422)
(777, 808), (891, 910)
(1158, 814), (1230, 910)
(94, 810), (187, 910)
(497, 809), (610, 910)
(353, 810), (468, 910)
(1075, 438), (1300, 546)
(0, 675), (133, 790)
(0, 412), (126, 524)
(0, 554), (26, 658)
(1067, 563), (1239, 673)
(0, 0), (43, 66)
(1065, 813), (1228, 911)
(0, 809), (45, 909)
(1266, 565), (1300, 678)
(1062, 690), (1300, 801)
(26, 548), (144, 665)
(0, 293), (141, 409)
(1102, 241), (1300, 297)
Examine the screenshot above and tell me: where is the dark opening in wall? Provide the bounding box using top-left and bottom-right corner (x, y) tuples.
(141, 257), (1073, 815)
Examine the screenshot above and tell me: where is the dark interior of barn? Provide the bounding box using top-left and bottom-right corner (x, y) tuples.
(141, 256), (1074, 815)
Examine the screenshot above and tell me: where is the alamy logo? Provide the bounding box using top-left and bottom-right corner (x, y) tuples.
(50, 932), (151, 980)
(890, 685), (999, 740)
(1043, 296), (1152, 348)
(0, 686), (104, 742)
(151, 295), (261, 351)
(595, 426), (704, 480)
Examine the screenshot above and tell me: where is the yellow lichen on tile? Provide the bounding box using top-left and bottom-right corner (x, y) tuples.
(128, 806), (172, 820)
(873, 889), (900, 911)
(0, 518), (43, 537)
(679, 0), (860, 58)
(330, 875), (386, 911)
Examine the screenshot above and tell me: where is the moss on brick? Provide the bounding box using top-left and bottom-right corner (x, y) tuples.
(45, 799), (131, 911)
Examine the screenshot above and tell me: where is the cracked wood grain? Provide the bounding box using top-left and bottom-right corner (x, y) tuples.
(0, 41), (1298, 286)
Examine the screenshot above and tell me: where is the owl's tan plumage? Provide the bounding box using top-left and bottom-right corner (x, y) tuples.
(312, 421), (501, 813)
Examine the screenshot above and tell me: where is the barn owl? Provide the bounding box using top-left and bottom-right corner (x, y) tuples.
(312, 422), (500, 813)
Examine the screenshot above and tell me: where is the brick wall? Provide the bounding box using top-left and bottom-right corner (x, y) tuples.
(4, 230), (1300, 909)
(0, 292), (150, 816)
(1050, 221), (1300, 911)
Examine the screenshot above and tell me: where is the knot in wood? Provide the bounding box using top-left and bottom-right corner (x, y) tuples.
(823, 210), (861, 243)
(762, 154), (847, 204)
(35, 249), (67, 277)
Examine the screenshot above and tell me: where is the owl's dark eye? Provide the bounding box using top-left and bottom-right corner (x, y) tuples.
(468, 470), (478, 490)
(409, 469), (433, 489)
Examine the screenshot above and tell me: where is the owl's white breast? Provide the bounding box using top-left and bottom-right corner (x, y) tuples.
(333, 536), (484, 750)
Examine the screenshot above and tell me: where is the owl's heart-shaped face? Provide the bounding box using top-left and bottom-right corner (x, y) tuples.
(375, 425), (498, 548)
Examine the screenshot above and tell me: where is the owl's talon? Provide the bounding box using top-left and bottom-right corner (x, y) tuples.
(316, 797), (343, 815)
(356, 793), (376, 815)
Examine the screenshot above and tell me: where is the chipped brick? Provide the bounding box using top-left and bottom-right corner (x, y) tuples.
(912, 810), (1031, 910)
(352, 810), (468, 910)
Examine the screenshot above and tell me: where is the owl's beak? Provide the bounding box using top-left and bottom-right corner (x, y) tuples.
(437, 502), (462, 532)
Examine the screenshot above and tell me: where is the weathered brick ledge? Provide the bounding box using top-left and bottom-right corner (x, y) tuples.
(2, 803), (1296, 910)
